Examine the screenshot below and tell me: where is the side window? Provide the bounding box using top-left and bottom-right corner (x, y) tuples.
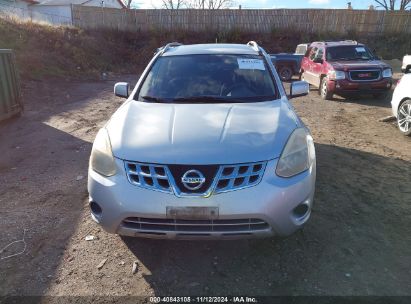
(309, 47), (318, 61)
(304, 47), (312, 58)
(316, 48), (324, 59)
(297, 45), (307, 55)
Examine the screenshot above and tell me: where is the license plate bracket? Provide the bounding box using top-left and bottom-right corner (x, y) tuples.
(358, 84), (371, 90)
(166, 207), (219, 220)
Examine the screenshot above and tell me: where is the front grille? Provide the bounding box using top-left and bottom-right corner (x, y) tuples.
(122, 217), (270, 233)
(215, 162), (266, 193)
(349, 70), (380, 81)
(124, 162), (172, 193)
(168, 164), (219, 194)
(124, 161), (267, 197)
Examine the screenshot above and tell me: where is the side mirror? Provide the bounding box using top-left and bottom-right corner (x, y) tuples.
(114, 82), (129, 98)
(405, 65), (411, 74)
(290, 81), (309, 98)
(313, 57), (323, 64)
(372, 49), (380, 60)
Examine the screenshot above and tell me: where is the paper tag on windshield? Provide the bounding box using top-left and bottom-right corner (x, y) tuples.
(355, 47), (366, 52)
(237, 58), (265, 70)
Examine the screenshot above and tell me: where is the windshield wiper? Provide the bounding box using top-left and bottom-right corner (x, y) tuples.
(173, 96), (245, 103)
(140, 95), (170, 103)
(142, 95), (273, 104)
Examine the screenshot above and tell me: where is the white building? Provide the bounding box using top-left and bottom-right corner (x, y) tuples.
(0, 0), (36, 20)
(0, 0), (125, 25)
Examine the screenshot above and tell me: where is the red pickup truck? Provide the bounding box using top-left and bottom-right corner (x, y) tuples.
(300, 41), (393, 100)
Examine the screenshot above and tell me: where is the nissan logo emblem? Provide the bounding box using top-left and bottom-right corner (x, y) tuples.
(181, 170), (206, 190)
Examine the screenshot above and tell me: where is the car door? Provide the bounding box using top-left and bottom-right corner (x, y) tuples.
(311, 47), (324, 87)
(302, 47), (317, 85)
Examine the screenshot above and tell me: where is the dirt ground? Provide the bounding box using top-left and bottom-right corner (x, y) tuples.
(0, 73), (410, 298)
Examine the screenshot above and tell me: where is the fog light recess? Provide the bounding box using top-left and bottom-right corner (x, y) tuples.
(293, 203), (309, 219)
(90, 201), (102, 215)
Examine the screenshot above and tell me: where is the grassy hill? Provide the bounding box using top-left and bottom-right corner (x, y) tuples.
(1, 17), (409, 81)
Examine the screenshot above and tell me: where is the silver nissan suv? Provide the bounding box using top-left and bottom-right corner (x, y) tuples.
(88, 41), (316, 239)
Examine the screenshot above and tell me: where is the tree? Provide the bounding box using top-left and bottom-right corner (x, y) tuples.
(373, 0), (411, 10)
(160, 0), (233, 9)
(187, 0), (234, 9)
(121, 0), (132, 8)
(162, 0), (186, 9)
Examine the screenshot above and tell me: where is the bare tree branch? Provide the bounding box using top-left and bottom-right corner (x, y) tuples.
(120, 0), (133, 8)
(400, 0), (411, 10)
(374, 0), (390, 10)
(374, 0), (411, 10)
(187, 0), (234, 9)
(162, 0), (185, 9)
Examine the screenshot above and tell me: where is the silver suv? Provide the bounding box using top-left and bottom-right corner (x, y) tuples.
(88, 42), (316, 239)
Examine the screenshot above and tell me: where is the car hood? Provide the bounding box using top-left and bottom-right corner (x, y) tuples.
(330, 60), (390, 71)
(106, 99), (299, 165)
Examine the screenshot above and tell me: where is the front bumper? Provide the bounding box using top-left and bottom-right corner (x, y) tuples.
(391, 87), (401, 118)
(88, 158), (316, 240)
(328, 78), (392, 95)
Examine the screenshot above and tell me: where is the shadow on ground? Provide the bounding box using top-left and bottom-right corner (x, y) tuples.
(337, 92), (393, 108)
(0, 77), (134, 296)
(0, 121), (90, 296)
(122, 143), (411, 296)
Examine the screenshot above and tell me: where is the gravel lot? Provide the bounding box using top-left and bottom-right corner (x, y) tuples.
(0, 75), (410, 297)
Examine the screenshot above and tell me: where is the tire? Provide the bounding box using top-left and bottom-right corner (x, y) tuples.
(278, 66), (293, 82)
(320, 76), (333, 100)
(397, 99), (411, 136)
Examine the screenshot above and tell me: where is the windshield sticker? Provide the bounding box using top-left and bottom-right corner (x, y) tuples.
(355, 47), (366, 53)
(237, 58), (265, 70)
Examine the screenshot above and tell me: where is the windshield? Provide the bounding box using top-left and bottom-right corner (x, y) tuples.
(137, 54), (278, 103)
(326, 46), (375, 61)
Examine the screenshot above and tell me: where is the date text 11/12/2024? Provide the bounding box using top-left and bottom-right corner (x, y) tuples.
(149, 296), (258, 303)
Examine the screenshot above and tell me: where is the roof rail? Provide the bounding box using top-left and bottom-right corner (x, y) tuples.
(310, 41), (326, 45)
(313, 40), (358, 46)
(247, 41), (260, 52)
(158, 42), (183, 55)
(344, 40), (358, 44)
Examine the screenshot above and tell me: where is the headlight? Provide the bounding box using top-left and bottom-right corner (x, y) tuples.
(382, 68), (392, 78)
(90, 128), (116, 177)
(276, 128), (315, 178)
(328, 70), (345, 80)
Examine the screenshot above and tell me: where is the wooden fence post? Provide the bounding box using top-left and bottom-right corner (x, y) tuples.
(69, 7), (411, 36)
(70, 4), (73, 26)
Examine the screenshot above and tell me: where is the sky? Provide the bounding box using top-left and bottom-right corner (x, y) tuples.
(240, 0), (372, 9)
(135, 0), (376, 9)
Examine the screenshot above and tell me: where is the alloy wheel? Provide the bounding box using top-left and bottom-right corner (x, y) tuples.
(398, 100), (411, 134)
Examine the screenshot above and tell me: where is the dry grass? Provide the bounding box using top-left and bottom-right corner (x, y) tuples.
(0, 17), (144, 80)
(1, 16), (410, 81)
